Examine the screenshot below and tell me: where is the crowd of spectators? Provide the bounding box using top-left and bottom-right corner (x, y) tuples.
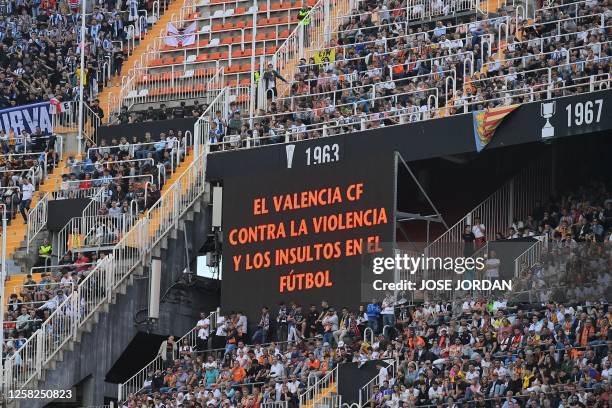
(505, 181), (612, 305)
(52, 123), (189, 212)
(485, 181), (612, 243)
(0, 127), (59, 222)
(1, 251), (106, 363)
(112, 100), (206, 125)
(0, 0), (150, 110)
(119, 178), (611, 407)
(123, 295), (611, 408)
(205, 0), (611, 148)
(48, 127), (188, 257)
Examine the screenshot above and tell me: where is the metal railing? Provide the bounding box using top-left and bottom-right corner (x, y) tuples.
(265, 0), (352, 107)
(261, 402), (289, 408)
(299, 365), (338, 407)
(52, 186), (110, 200)
(57, 213), (139, 260)
(513, 237), (544, 277)
(87, 140), (181, 173)
(358, 359), (396, 407)
(118, 310), (218, 402)
(0, 204), (7, 290)
(405, 0), (484, 21)
(194, 85), (251, 148)
(223, 75), (611, 152)
(81, 187), (110, 220)
(26, 192), (50, 253)
(120, 64), (221, 108)
(2, 120), (212, 394)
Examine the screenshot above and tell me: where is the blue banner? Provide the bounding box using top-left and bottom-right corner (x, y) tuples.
(0, 102), (53, 136)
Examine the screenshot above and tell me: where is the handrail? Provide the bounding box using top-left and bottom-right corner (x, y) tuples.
(268, 0), (352, 104)
(513, 237), (544, 277)
(298, 365), (338, 407)
(56, 212), (138, 260)
(3, 122), (212, 396)
(217, 75), (611, 151)
(358, 358), (396, 407)
(81, 187), (110, 220)
(0, 204), (7, 292)
(118, 310), (219, 402)
(30, 262), (97, 275)
(267, 49), (473, 101)
(74, 158), (156, 172)
(87, 140), (180, 159)
(26, 192), (50, 253)
(247, 86), (440, 129)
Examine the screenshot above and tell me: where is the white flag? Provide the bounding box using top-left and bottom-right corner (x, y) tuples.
(165, 21), (197, 47)
(165, 22), (180, 47)
(181, 21), (197, 47)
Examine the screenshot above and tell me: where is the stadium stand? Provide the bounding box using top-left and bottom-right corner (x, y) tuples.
(199, 0), (611, 148)
(0, 0), (160, 110)
(0, 129), (67, 262)
(0, 0), (182, 262)
(0, 0), (610, 404)
(115, 179), (611, 407)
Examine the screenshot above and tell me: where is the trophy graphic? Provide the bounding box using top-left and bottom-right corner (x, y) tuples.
(541, 101), (556, 139)
(285, 144), (296, 169)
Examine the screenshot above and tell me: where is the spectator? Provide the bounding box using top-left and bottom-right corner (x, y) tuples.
(367, 298), (381, 334)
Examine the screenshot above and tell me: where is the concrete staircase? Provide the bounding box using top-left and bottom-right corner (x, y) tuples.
(17, 189), (212, 407)
(4, 159), (70, 275)
(5, 147), (211, 407)
(303, 385), (339, 408)
(98, 0), (187, 120)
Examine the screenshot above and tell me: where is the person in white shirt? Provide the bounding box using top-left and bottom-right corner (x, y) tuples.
(196, 312), (210, 351)
(213, 315), (227, 348)
(472, 217), (486, 247)
(236, 312), (248, 335)
(20, 177), (35, 223)
(287, 376), (300, 393)
(376, 362), (389, 385)
(381, 292), (396, 328)
(428, 381), (444, 402)
(485, 251), (500, 279)
(269, 356), (285, 378)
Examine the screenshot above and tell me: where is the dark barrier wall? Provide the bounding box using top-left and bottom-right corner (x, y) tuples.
(338, 360), (387, 404)
(219, 152), (396, 321)
(207, 90), (612, 180)
(207, 90), (612, 319)
(488, 238), (538, 280)
(97, 117), (196, 145)
(47, 198), (90, 231)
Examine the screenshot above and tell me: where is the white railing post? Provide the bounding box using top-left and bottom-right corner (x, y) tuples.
(72, 289), (79, 341)
(106, 255), (114, 301)
(35, 330), (43, 379)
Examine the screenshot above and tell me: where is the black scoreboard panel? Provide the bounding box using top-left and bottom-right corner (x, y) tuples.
(219, 143), (396, 317)
(208, 89), (612, 319)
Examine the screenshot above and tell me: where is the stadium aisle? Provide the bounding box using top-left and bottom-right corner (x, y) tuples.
(3, 159), (71, 260)
(98, 0), (186, 120)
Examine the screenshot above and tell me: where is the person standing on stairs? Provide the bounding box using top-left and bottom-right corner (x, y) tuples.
(297, 1), (312, 48)
(36, 238), (53, 272)
(19, 177), (35, 223)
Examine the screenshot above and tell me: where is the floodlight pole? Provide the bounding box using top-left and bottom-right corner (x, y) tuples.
(77, 0), (87, 157)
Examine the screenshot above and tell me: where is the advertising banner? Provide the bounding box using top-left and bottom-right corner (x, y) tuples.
(0, 102), (53, 135)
